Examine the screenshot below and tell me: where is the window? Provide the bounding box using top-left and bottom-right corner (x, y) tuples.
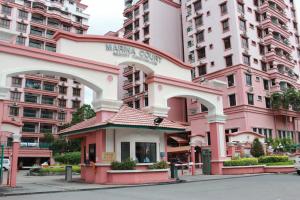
(222, 19), (229, 32)
(9, 106), (19, 116)
(197, 47), (206, 59)
(196, 30), (204, 43)
(225, 55), (233, 67)
(17, 23), (27, 33)
(42, 96), (55, 105)
(243, 54), (250, 65)
(263, 79), (269, 90)
(0, 18), (10, 29)
(10, 92), (21, 102)
(58, 99), (66, 108)
(135, 142), (156, 163)
(121, 142), (130, 162)
(11, 77), (22, 87)
(237, 3), (244, 13)
(59, 86), (67, 94)
(229, 94), (236, 107)
(73, 88), (81, 97)
(253, 128), (272, 140)
(223, 37), (231, 49)
(88, 144), (96, 163)
(198, 64), (207, 76)
(265, 97), (271, 108)
(16, 36), (26, 45)
(194, 0), (202, 11)
(1, 5), (11, 15)
(135, 99), (140, 109)
(241, 37), (248, 49)
(220, 2), (228, 14)
(227, 74), (235, 87)
(72, 100), (81, 109)
(58, 112), (66, 121)
(195, 15), (203, 27)
(247, 93), (254, 105)
(239, 19), (246, 32)
(207, 132), (211, 145)
(18, 10), (28, 19)
(144, 97), (149, 107)
(245, 74), (252, 85)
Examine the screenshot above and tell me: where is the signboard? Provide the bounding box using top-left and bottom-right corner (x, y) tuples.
(105, 43), (162, 66)
(102, 152), (116, 163)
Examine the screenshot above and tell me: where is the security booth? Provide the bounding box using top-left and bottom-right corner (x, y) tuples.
(60, 106), (186, 185)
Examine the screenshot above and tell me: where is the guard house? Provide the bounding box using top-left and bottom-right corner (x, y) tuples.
(60, 105), (186, 184)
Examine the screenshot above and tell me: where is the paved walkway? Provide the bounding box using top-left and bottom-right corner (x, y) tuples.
(0, 170), (267, 197)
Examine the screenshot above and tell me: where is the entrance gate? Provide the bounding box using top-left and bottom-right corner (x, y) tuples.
(201, 149), (211, 175)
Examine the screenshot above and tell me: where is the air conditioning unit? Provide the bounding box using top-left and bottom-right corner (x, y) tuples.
(247, 68), (252, 73)
(200, 76), (206, 82)
(241, 13), (245, 18)
(13, 102), (18, 106)
(248, 86), (254, 92)
(196, 44), (202, 48)
(244, 50), (249, 54)
(266, 91), (271, 96)
(189, 108), (198, 115)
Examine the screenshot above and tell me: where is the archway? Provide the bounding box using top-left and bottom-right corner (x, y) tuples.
(0, 31), (227, 187)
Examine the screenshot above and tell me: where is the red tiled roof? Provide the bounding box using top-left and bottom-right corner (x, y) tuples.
(60, 106), (186, 135)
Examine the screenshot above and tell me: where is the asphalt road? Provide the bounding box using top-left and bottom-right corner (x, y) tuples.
(3, 174), (300, 200)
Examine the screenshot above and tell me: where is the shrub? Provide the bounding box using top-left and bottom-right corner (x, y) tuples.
(111, 159), (136, 170)
(251, 138), (265, 157)
(54, 152), (81, 165)
(258, 156), (289, 164)
(265, 161), (294, 166)
(224, 158), (259, 167)
(148, 161), (169, 169)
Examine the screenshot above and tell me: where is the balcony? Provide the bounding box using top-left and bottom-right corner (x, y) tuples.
(264, 51), (295, 68)
(259, 3), (288, 23)
(263, 34), (292, 53)
(123, 80), (133, 89)
(260, 18), (290, 38)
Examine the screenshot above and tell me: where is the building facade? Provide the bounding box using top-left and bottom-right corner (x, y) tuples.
(120, 0), (300, 150)
(183, 0), (300, 145)
(0, 0), (88, 165)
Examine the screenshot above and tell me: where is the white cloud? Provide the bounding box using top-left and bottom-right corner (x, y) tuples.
(82, 0), (124, 35)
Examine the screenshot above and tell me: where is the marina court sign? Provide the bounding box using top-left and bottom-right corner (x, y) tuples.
(105, 44), (162, 66)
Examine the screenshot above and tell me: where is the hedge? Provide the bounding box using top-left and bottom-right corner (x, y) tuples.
(111, 159), (136, 170)
(40, 165), (81, 173)
(224, 158), (259, 166)
(54, 152), (81, 165)
(258, 156), (289, 164)
(148, 161), (169, 169)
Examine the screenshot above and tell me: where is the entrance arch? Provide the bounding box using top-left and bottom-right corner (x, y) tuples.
(0, 32), (227, 176)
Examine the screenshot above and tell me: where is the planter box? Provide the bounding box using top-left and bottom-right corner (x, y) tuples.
(107, 169), (170, 185)
(222, 165), (265, 175)
(264, 166), (296, 174)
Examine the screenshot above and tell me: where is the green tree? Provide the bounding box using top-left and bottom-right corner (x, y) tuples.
(71, 104), (96, 125)
(43, 132), (54, 144)
(271, 88), (300, 138)
(250, 138), (265, 157)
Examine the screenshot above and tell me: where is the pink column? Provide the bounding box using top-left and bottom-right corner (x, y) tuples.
(190, 146), (195, 175)
(207, 115), (227, 175)
(227, 143), (236, 158)
(10, 133), (21, 188)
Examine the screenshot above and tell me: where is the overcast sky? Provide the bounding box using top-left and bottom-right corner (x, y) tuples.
(81, 0), (300, 104)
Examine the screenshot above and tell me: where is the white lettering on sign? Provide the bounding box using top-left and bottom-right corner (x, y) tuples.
(105, 44), (162, 66)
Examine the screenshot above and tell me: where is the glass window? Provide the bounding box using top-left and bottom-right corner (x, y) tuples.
(9, 106), (19, 116)
(225, 55), (233, 67)
(222, 19), (229, 31)
(247, 93), (254, 105)
(198, 64), (207, 76)
(243, 54), (250, 65)
(245, 74), (252, 85)
(229, 94), (236, 107)
(220, 2), (228, 14)
(88, 144), (96, 163)
(223, 37), (231, 49)
(135, 142), (157, 163)
(121, 142), (130, 162)
(227, 74), (235, 87)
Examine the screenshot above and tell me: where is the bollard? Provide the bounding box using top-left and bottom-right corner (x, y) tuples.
(170, 163), (178, 180)
(65, 165), (72, 182)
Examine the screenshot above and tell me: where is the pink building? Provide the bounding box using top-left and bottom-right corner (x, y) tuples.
(120, 0), (300, 155)
(0, 0), (88, 166)
(183, 0), (300, 146)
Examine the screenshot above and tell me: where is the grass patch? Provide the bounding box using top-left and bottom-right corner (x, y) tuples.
(30, 165), (81, 176)
(265, 161), (294, 166)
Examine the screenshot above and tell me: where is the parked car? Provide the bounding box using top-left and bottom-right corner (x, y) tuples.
(295, 156), (300, 175)
(0, 158), (10, 171)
